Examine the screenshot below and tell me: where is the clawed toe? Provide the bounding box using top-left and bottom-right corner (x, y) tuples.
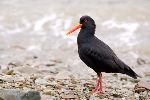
(93, 90), (104, 94)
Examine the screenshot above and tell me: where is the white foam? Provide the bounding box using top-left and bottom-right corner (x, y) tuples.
(102, 19), (139, 33)
(119, 23), (139, 33)
(26, 45), (42, 51)
(102, 19), (140, 46)
(117, 32), (138, 46)
(22, 19), (32, 30)
(0, 18), (32, 35)
(50, 19), (63, 36)
(102, 18), (116, 29)
(64, 18), (72, 30)
(34, 13), (57, 32)
(48, 16), (77, 43)
(0, 25), (6, 35)
(5, 24), (25, 34)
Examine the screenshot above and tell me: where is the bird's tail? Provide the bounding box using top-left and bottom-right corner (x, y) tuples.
(122, 63), (141, 79)
(114, 58), (141, 79)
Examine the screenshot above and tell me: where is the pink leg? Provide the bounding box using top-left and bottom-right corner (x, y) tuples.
(92, 73), (103, 94)
(92, 77), (100, 92)
(99, 73), (103, 92)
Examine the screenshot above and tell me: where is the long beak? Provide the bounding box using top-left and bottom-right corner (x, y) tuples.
(66, 24), (82, 35)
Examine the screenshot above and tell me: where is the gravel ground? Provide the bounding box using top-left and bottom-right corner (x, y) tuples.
(0, 58), (149, 100)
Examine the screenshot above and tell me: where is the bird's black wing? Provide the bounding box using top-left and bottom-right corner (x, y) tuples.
(80, 38), (139, 78)
(80, 44), (122, 72)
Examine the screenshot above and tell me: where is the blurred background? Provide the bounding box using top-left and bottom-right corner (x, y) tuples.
(0, 0), (150, 80)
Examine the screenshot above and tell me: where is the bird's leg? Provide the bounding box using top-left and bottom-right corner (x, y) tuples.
(92, 77), (100, 92)
(98, 73), (103, 92)
(92, 73), (103, 93)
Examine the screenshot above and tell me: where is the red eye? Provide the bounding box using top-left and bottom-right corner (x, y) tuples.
(84, 19), (88, 22)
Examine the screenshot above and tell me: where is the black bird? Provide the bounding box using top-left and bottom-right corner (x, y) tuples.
(67, 15), (140, 93)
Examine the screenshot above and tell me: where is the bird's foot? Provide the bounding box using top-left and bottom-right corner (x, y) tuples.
(92, 87), (104, 94)
(92, 73), (104, 94)
(93, 89), (104, 94)
(92, 88), (97, 92)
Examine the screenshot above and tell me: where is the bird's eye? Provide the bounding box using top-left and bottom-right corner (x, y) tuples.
(84, 19), (88, 22)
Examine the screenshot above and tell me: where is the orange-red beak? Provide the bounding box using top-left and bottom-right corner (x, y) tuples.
(66, 24), (82, 35)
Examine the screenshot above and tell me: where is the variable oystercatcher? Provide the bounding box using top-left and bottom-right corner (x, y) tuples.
(66, 15), (140, 93)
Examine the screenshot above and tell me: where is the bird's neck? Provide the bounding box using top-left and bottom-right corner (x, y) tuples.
(77, 29), (95, 44)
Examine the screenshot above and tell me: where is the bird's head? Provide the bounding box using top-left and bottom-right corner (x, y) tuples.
(67, 15), (96, 35)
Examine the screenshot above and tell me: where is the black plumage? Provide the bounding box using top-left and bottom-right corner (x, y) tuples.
(77, 16), (139, 79)
(67, 15), (140, 93)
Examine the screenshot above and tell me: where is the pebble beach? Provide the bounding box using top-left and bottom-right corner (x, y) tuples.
(0, 0), (150, 99)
